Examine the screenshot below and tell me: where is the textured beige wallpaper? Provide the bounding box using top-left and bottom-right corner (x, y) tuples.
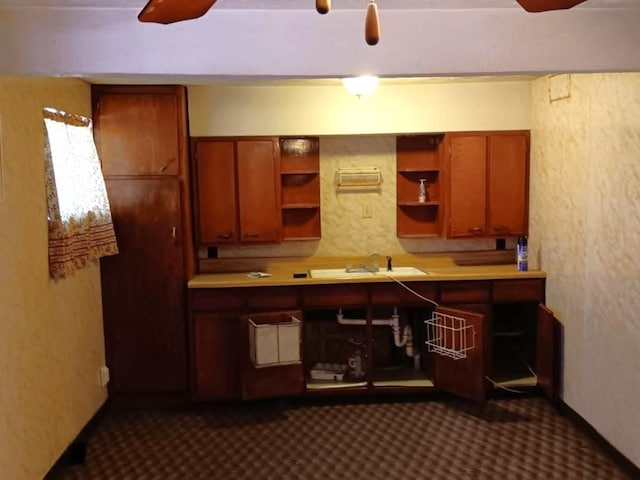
(219, 135), (499, 258)
(530, 73), (640, 466)
(0, 77), (107, 480)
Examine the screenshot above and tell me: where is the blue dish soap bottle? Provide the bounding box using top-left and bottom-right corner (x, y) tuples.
(517, 236), (528, 272)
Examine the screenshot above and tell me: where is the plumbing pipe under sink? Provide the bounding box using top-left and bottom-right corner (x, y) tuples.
(391, 307), (415, 356)
(336, 308), (392, 326)
(336, 307), (417, 358)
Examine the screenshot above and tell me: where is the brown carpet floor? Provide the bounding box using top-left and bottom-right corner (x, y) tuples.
(60, 397), (632, 480)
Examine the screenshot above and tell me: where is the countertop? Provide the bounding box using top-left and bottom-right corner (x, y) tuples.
(188, 252), (545, 289)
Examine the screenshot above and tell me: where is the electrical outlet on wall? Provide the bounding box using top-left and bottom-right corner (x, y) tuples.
(99, 366), (110, 387)
(362, 203), (373, 218)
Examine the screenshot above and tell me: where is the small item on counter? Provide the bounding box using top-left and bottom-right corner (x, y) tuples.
(418, 179), (427, 203)
(517, 236), (528, 272)
(293, 272), (308, 278)
(247, 271), (271, 279)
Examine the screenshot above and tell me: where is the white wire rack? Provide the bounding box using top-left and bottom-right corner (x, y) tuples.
(425, 311), (475, 360)
(335, 167), (381, 188)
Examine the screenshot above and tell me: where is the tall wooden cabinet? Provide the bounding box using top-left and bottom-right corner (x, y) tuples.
(446, 131), (529, 238)
(193, 137), (281, 246)
(92, 85), (193, 394)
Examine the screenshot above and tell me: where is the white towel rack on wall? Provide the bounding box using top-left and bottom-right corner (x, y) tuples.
(335, 167), (381, 189)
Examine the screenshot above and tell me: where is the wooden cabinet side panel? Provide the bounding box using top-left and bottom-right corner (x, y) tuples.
(487, 133), (529, 237)
(95, 92), (181, 176)
(537, 304), (559, 401)
(193, 313), (242, 400)
(195, 141), (238, 244)
(101, 178), (187, 392)
(447, 135), (488, 237)
(237, 140), (281, 242)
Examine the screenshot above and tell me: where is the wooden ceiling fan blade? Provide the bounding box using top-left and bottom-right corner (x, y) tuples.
(316, 0), (331, 15)
(138, 0), (217, 24)
(515, 0), (588, 12)
(365, 1), (380, 46)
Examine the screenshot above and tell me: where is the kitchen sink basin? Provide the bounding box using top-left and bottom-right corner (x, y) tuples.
(308, 266), (429, 279)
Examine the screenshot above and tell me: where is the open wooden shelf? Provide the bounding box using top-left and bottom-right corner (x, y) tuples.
(396, 134), (445, 238)
(280, 137), (321, 241)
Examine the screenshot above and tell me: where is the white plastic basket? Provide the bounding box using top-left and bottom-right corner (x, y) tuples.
(249, 315), (302, 368)
(425, 311), (475, 360)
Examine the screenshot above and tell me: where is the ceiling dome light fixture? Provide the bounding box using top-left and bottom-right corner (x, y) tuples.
(342, 75), (379, 98)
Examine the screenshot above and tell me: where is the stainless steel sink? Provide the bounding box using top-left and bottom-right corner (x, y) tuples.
(308, 266), (429, 279)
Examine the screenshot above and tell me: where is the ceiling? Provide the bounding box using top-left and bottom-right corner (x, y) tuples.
(0, 0), (637, 9)
(0, 0), (638, 81)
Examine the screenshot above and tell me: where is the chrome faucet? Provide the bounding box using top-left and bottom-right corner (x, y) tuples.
(362, 252), (381, 272)
(346, 252), (392, 273)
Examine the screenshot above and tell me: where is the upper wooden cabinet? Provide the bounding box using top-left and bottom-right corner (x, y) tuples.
(487, 133), (529, 237)
(92, 86), (188, 177)
(193, 137), (281, 245)
(194, 140), (238, 244)
(396, 134), (445, 237)
(446, 131), (529, 238)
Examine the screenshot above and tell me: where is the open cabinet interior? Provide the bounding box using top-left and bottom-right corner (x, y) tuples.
(370, 306), (434, 388)
(301, 300), (557, 401)
(490, 303), (539, 388)
(303, 308), (369, 391)
(303, 306), (437, 391)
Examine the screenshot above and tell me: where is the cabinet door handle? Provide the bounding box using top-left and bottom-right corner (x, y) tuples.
(217, 233), (233, 240)
(493, 226), (508, 233)
(468, 227), (484, 235)
(159, 158), (175, 173)
(171, 226), (177, 243)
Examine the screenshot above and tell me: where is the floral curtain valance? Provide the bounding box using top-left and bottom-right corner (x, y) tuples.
(43, 107), (118, 279)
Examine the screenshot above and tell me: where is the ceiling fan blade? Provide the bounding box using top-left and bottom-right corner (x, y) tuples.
(138, 0), (217, 24)
(515, 0), (588, 12)
(316, 0), (331, 15)
(365, 1), (380, 46)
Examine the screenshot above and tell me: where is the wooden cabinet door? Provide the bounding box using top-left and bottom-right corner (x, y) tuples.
(101, 178), (187, 392)
(537, 304), (559, 401)
(93, 87), (185, 176)
(448, 135), (487, 237)
(193, 312), (242, 400)
(194, 140), (238, 244)
(487, 133), (529, 237)
(431, 306), (487, 402)
(236, 140), (280, 243)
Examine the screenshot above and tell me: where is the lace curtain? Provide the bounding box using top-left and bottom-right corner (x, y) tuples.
(43, 107), (118, 279)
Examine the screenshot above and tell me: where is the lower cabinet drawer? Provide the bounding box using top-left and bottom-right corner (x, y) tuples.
(192, 312), (242, 400)
(245, 287), (299, 310)
(492, 279), (545, 303)
(301, 284), (368, 307)
(190, 289), (245, 312)
(369, 282), (438, 305)
(440, 281), (491, 304)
